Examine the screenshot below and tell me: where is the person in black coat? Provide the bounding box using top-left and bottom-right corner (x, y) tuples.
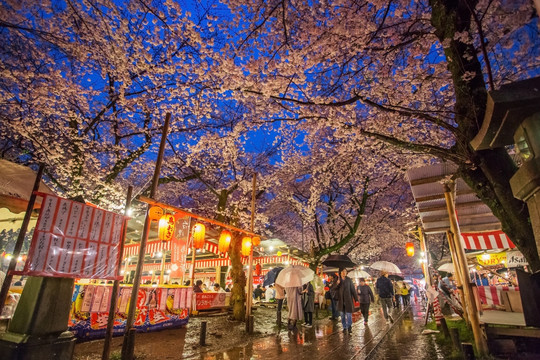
(356, 277), (375, 325)
(375, 271), (394, 323)
(335, 268), (358, 333)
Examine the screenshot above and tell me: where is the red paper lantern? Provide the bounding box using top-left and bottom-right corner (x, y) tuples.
(218, 230), (232, 253)
(241, 237), (252, 256)
(252, 236), (261, 246)
(158, 214), (175, 241)
(255, 263), (262, 276)
(406, 242), (415, 257)
(192, 223), (205, 249)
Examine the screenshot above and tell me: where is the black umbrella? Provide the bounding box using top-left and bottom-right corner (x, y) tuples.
(322, 254), (356, 269)
(388, 274), (404, 281)
(263, 266), (284, 286)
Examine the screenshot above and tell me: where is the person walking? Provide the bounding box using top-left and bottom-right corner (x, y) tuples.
(356, 277), (374, 325)
(400, 283), (410, 306)
(375, 271), (394, 324)
(393, 280), (401, 308)
(275, 283), (285, 325)
(335, 268), (358, 334)
(285, 286), (303, 332)
(327, 274), (340, 320)
(302, 281), (315, 327)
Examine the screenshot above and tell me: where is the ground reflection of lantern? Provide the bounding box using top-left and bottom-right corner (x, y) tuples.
(241, 237), (252, 256)
(192, 223), (205, 249)
(252, 236), (261, 246)
(218, 230), (232, 253)
(255, 263), (262, 276)
(158, 214), (175, 241)
(406, 242), (414, 257)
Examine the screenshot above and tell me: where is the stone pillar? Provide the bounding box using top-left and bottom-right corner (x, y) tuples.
(0, 277), (76, 360)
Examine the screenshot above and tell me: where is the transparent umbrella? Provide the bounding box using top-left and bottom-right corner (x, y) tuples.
(275, 265), (315, 288)
(348, 269), (371, 278)
(437, 263), (454, 273)
(370, 261), (401, 274)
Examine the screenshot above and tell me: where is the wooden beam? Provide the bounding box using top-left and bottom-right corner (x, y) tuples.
(415, 189), (475, 203)
(410, 174), (448, 186)
(418, 201), (487, 213)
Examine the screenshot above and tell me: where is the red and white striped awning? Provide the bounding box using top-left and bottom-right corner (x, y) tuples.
(460, 230), (515, 250)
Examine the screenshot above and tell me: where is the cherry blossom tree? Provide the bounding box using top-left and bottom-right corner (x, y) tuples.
(0, 0), (225, 210)
(217, 0), (540, 270)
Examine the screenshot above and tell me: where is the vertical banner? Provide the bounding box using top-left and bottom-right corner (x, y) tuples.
(16, 193), (125, 280)
(169, 215), (191, 279)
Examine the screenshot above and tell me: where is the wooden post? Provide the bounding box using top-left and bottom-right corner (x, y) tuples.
(443, 181), (488, 356)
(102, 185), (133, 360)
(446, 230), (470, 325)
(245, 173), (257, 332)
(416, 227), (431, 288)
(122, 113), (171, 360)
(0, 164), (44, 315)
(159, 250), (166, 284)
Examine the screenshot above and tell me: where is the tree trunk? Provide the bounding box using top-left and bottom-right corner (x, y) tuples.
(429, 0), (540, 271)
(229, 233), (246, 320)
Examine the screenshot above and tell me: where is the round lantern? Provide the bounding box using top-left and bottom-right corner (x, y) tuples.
(405, 242), (414, 257)
(241, 237), (252, 256)
(149, 206), (164, 221)
(192, 223), (206, 249)
(158, 214), (175, 241)
(218, 230), (232, 253)
(277, 251), (282, 257)
(252, 236), (261, 246)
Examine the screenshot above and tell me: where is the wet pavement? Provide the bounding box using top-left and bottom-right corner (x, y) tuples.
(195, 302), (444, 360)
(74, 301), (447, 359)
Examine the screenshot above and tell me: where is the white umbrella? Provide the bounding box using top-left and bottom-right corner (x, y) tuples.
(275, 265), (315, 288)
(348, 269), (371, 278)
(437, 263), (454, 273)
(370, 261), (401, 274)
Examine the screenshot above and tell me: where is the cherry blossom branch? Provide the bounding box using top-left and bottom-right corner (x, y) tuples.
(360, 129), (465, 164)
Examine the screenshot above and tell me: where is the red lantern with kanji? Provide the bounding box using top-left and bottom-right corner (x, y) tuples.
(241, 237), (252, 256)
(255, 263), (262, 276)
(158, 214), (175, 241)
(218, 230), (232, 253)
(192, 223), (206, 249)
(406, 242), (414, 257)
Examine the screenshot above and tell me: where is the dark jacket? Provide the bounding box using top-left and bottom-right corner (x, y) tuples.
(335, 276), (358, 313)
(376, 276), (394, 298)
(357, 284), (375, 304)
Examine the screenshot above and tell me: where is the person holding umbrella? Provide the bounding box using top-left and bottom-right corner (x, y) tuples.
(275, 265), (314, 332)
(335, 267), (358, 334)
(376, 271), (394, 324)
(286, 285), (303, 332)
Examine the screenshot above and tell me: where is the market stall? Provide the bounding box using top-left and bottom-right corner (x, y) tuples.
(68, 283), (191, 341)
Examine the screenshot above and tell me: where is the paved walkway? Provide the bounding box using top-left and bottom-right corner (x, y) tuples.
(202, 302), (445, 360)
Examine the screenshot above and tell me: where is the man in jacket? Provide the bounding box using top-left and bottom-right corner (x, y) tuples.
(357, 277), (375, 325)
(375, 271), (394, 324)
(335, 268), (358, 333)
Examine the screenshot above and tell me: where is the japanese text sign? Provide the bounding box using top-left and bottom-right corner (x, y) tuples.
(18, 193), (125, 280)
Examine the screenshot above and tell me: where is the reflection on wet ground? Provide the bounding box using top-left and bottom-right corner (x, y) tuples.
(201, 302), (445, 360)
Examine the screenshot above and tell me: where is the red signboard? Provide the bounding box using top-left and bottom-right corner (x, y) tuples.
(169, 215), (190, 279)
(194, 292), (228, 310)
(15, 193), (125, 280)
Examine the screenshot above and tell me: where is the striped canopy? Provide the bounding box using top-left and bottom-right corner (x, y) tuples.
(460, 230), (515, 250)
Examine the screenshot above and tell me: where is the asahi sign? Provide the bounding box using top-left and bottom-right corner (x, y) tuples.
(506, 250), (528, 268)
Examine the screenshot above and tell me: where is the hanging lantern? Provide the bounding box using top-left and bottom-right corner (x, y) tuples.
(218, 230), (232, 253)
(406, 242), (414, 257)
(241, 237), (252, 256)
(277, 251), (282, 257)
(158, 214), (175, 241)
(255, 263), (262, 276)
(252, 236), (261, 246)
(192, 223), (206, 249)
(149, 206), (164, 221)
